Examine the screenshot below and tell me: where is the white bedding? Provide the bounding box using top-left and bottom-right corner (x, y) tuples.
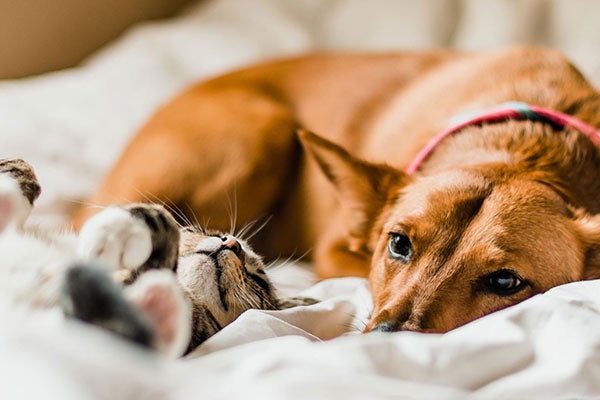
(2, 0), (600, 398)
(3, 277), (600, 399)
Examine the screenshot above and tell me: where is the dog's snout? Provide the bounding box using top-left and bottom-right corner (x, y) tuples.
(370, 321), (399, 333)
(221, 235), (242, 257)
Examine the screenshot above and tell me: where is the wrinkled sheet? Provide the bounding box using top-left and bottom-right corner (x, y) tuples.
(2, 277), (600, 399)
(2, 0), (600, 399)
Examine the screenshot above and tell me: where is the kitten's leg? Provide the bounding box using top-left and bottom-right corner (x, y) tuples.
(0, 159), (41, 231)
(77, 203), (180, 283)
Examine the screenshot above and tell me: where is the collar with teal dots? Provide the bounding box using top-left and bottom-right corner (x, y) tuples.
(406, 101), (600, 175)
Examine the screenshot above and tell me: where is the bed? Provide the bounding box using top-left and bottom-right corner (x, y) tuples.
(2, 0), (600, 398)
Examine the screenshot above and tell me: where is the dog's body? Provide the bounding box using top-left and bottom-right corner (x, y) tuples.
(74, 47), (600, 333)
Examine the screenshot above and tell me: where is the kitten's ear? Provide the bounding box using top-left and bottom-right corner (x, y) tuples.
(573, 210), (600, 279)
(126, 270), (192, 358)
(298, 130), (410, 252)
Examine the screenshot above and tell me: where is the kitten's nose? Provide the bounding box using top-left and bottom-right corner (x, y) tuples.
(221, 235), (242, 257)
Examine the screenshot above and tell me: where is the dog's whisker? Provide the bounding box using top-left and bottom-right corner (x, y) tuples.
(339, 310), (367, 332)
(337, 321), (362, 334)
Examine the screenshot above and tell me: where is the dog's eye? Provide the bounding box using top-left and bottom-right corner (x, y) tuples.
(484, 270), (526, 295)
(388, 233), (413, 262)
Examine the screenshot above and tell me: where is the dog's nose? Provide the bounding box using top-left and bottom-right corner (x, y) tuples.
(221, 235), (242, 257)
(370, 321), (398, 333)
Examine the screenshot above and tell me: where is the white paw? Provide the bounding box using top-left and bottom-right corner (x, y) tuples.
(125, 270), (192, 358)
(77, 207), (152, 271)
(0, 174), (31, 232)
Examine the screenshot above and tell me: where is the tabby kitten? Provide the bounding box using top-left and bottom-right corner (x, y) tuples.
(0, 159), (315, 357)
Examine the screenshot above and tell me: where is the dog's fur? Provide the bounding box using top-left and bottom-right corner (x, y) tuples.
(74, 47), (600, 333)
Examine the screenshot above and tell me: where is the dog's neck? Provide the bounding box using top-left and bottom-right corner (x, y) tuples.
(415, 103), (600, 213)
(408, 102), (600, 174)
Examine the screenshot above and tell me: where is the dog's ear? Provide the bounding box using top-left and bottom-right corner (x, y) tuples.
(298, 130), (410, 252)
(573, 210), (600, 279)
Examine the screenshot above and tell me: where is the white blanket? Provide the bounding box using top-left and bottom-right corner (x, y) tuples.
(2, 0), (600, 398)
(3, 278), (600, 398)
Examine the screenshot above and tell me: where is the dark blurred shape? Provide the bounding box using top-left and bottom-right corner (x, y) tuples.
(62, 262), (154, 348)
(0, 0), (197, 79)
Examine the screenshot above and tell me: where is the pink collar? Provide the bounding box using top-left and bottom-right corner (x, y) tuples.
(406, 101), (600, 175)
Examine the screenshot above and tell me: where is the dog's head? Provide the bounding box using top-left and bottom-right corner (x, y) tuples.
(300, 130), (600, 333)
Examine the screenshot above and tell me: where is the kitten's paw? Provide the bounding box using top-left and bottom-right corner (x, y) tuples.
(120, 203), (180, 275)
(0, 159), (41, 230)
(61, 264), (190, 357)
(77, 204), (180, 281)
(126, 270), (192, 358)
(77, 206), (153, 272)
(61, 263), (154, 348)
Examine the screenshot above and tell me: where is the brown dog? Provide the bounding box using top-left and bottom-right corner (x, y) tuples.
(73, 47), (600, 333)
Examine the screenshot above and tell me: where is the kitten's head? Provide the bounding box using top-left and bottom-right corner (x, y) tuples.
(177, 227), (277, 328)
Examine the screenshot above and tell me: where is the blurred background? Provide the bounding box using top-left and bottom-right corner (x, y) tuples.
(0, 0), (194, 78)
(2, 0), (600, 80)
(1, 0), (599, 227)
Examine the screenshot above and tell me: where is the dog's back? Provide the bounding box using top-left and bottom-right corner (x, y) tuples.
(74, 47), (600, 273)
